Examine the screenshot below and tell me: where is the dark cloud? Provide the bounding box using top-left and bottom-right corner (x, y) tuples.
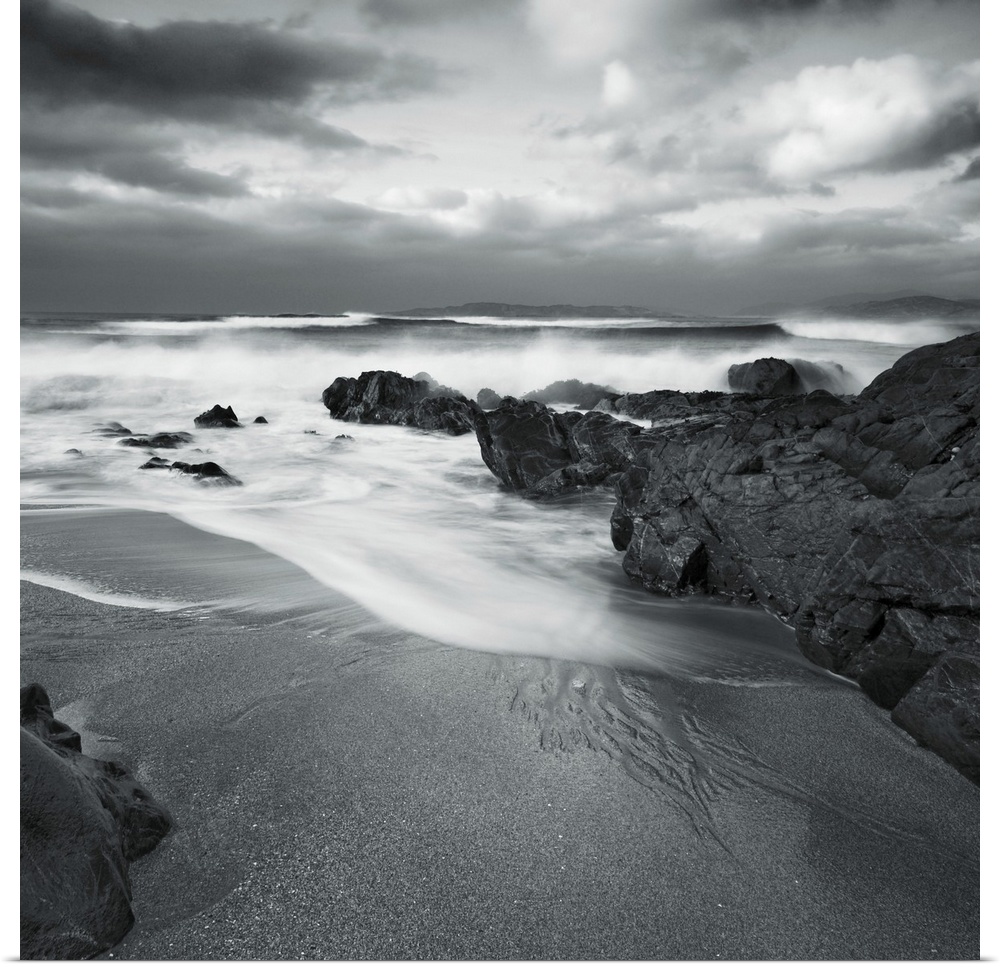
(875, 102), (979, 172)
(22, 0), (445, 143)
(360, 0), (519, 28)
(702, 0), (898, 21)
(955, 156), (979, 181)
(22, 114), (250, 196)
(20, 192), (976, 315)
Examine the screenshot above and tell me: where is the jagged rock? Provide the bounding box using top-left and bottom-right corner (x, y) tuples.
(728, 357), (804, 395)
(476, 333), (979, 778)
(474, 400), (641, 497)
(891, 653), (979, 783)
(20, 684), (171, 960)
(523, 379), (620, 410)
(321, 371), (478, 435)
(607, 332), (979, 779)
(91, 422), (133, 437)
(170, 460), (242, 485)
(194, 404), (241, 428)
(118, 432), (195, 449)
(138, 457), (173, 470)
(477, 387), (503, 409)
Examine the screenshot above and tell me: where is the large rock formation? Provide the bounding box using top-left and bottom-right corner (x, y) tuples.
(20, 684), (172, 959)
(474, 334), (979, 781)
(321, 371), (478, 435)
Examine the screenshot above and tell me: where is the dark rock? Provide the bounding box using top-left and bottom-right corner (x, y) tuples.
(474, 399), (641, 497)
(91, 422), (133, 437)
(523, 379), (620, 410)
(138, 457), (173, 470)
(64, 448), (83, 456)
(728, 357), (804, 395)
(606, 332), (979, 779)
(170, 461), (242, 485)
(194, 404), (241, 428)
(479, 332), (979, 779)
(334, 434), (354, 441)
(20, 684), (171, 959)
(321, 370), (478, 435)
(477, 387), (503, 409)
(253, 416), (268, 424)
(118, 431), (195, 449)
(891, 653), (979, 783)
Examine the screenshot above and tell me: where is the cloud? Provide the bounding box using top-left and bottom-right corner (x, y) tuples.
(22, 0), (446, 146)
(22, 113), (251, 197)
(747, 55), (979, 181)
(360, 0), (519, 28)
(955, 156), (979, 182)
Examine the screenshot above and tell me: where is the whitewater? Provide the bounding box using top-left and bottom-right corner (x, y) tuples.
(20, 308), (977, 680)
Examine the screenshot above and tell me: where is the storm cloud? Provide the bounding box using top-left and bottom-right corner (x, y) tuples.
(20, 0), (979, 314)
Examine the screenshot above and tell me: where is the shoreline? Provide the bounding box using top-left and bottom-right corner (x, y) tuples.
(19, 507), (980, 960)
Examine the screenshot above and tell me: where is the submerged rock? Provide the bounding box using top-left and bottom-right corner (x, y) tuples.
(118, 431), (195, 449)
(321, 370), (478, 435)
(170, 460), (242, 485)
(20, 684), (171, 959)
(194, 404), (241, 428)
(91, 421), (133, 437)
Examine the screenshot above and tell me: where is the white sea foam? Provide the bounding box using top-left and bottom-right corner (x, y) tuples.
(98, 313), (375, 335)
(19, 309), (939, 676)
(20, 568), (198, 612)
(777, 316), (975, 346)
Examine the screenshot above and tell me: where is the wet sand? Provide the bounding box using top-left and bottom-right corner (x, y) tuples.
(19, 508), (980, 960)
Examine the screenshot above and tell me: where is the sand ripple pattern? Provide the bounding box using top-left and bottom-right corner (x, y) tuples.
(500, 659), (962, 860)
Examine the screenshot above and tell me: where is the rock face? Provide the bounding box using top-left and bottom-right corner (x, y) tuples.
(321, 371), (478, 435)
(473, 399), (642, 497)
(523, 379), (620, 410)
(474, 335), (979, 781)
(20, 684), (172, 959)
(194, 404), (241, 428)
(609, 333), (979, 780)
(728, 357), (804, 395)
(118, 431), (195, 449)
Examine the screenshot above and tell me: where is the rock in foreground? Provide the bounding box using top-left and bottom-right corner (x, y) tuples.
(20, 684), (172, 959)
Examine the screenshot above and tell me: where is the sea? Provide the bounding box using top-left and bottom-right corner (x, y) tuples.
(19, 307), (978, 683)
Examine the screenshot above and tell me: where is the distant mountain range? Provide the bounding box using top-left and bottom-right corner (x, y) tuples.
(737, 292), (979, 319)
(383, 302), (677, 319)
(813, 295), (979, 319)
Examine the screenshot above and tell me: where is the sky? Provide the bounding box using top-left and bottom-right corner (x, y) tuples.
(19, 0), (980, 315)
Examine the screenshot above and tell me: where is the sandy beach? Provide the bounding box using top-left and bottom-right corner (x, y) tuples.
(19, 506), (979, 960)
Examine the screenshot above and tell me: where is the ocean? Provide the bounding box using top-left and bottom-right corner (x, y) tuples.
(19, 308), (978, 680)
